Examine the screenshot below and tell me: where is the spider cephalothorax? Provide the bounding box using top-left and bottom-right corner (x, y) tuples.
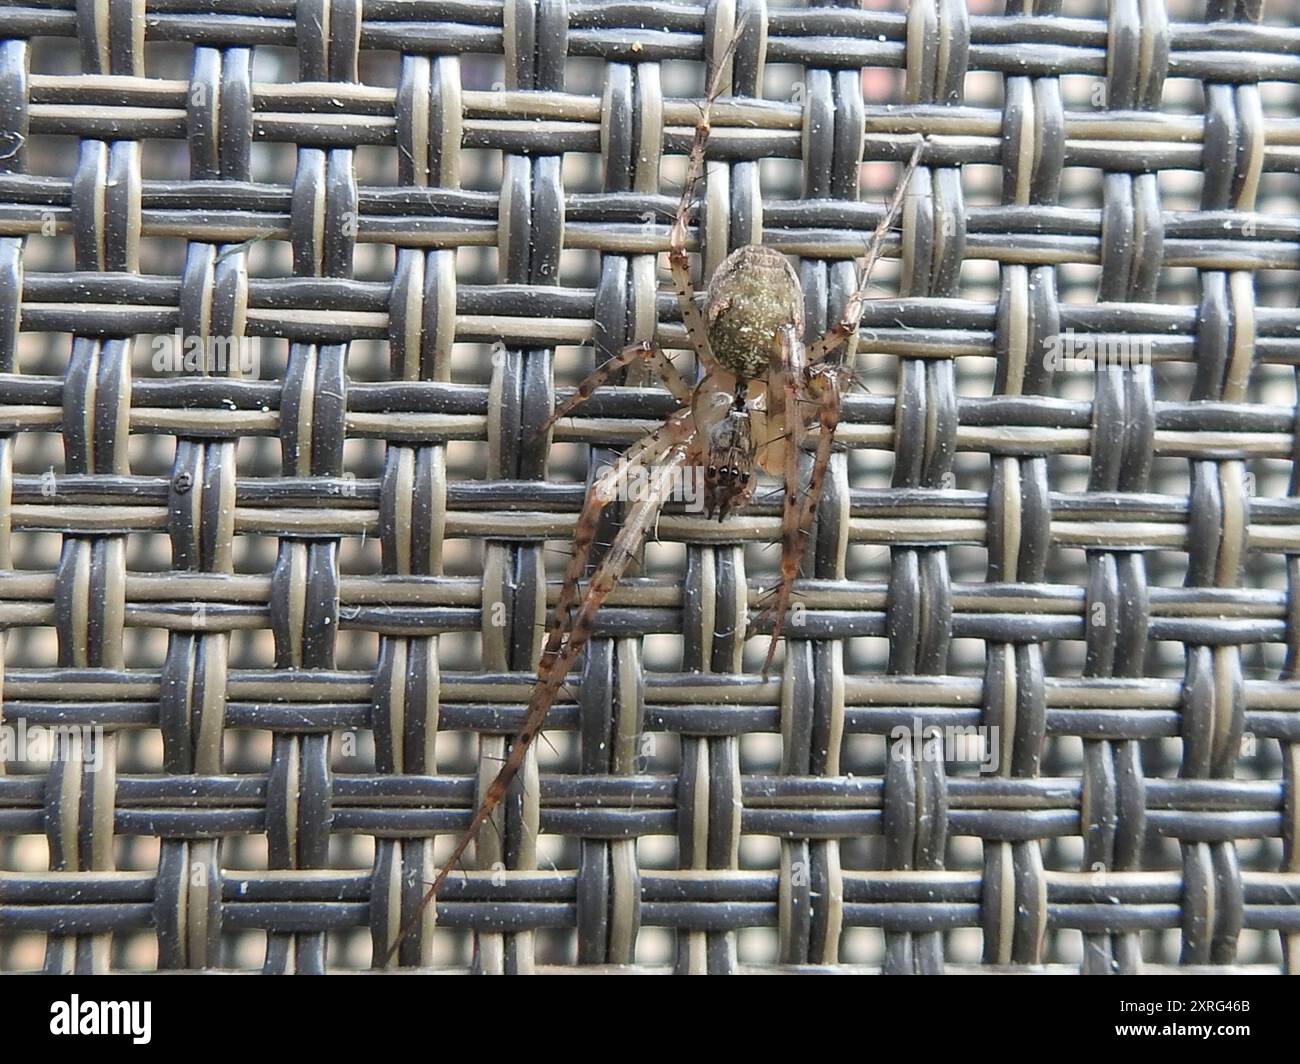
(380, 49), (925, 961)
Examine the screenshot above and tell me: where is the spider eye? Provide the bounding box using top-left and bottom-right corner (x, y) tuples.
(739, 472), (750, 483)
(707, 465), (717, 476)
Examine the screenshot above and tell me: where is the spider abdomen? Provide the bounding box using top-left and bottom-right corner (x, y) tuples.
(704, 245), (804, 379)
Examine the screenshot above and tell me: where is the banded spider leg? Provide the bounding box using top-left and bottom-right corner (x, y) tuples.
(753, 140), (927, 677)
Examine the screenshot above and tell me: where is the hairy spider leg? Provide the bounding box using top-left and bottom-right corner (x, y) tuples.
(667, 39), (742, 374)
(541, 339), (694, 672)
(541, 408), (697, 675)
(758, 356), (850, 679)
(380, 448), (690, 966)
(544, 340), (692, 431)
(805, 141), (927, 365)
(751, 325), (806, 676)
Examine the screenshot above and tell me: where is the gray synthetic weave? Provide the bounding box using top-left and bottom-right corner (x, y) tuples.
(0, 0), (1297, 973)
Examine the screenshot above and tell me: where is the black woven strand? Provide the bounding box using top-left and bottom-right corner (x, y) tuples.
(0, 0), (1297, 973)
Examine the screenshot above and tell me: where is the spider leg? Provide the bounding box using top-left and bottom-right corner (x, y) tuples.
(544, 340), (691, 432)
(541, 408), (697, 674)
(758, 361), (846, 679)
(379, 447), (689, 965)
(667, 37), (740, 371)
(752, 327), (806, 675)
(805, 140), (927, 365)
(552, 445), (689, 673)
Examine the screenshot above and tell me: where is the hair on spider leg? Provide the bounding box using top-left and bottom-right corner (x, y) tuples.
(754, 579), (792, 603)
(636, 200), (681, 222)
(478, 752), (509, 766)
(413, 842), (475, 889)
(213, 231), (273, 264)
(537, 730), (561, 758)
(658, 174), (696, 199)
(857, 191), (912, 253)
(482, 810), (506, 845)
(705, 26), (745, 102)
(416, 851), (474, 894)
(837, 367), (875, 395)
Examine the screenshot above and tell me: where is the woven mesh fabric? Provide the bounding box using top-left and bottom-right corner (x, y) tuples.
(0, 0), (1298, 974)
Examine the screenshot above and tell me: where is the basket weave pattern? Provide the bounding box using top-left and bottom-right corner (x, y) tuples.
(0, 0), (1298, 973)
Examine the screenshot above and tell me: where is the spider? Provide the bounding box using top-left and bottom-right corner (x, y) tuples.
(381, 59), (925, 965)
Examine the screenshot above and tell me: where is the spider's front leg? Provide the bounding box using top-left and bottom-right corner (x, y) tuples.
(379, 446), (690, 964)
(805, 141), (926, 365)
(758, 332), (848, 679)
(541, 408), (696, 673)
(666, 36), (741, 370)
(545, 340), (691, 430)
(538, 337), (692, 669)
